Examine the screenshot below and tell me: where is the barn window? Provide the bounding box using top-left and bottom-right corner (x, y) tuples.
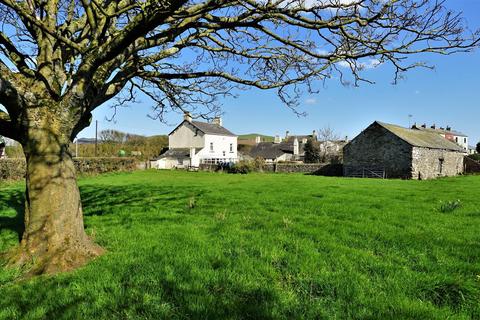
(438, 158), (444, 174)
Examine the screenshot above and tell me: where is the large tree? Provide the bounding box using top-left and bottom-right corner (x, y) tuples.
(0, 0), (478, 274)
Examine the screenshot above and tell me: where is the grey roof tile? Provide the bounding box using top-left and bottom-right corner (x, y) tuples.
(376, 121), (465, 152)
(191, 121), (236, 137)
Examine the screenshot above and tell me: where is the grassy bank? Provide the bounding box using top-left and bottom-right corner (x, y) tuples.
(1, 171), (479, 319)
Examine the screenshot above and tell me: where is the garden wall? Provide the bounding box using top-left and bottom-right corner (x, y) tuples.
(0, 157), (137, 181)
(199, 163), (343, 176)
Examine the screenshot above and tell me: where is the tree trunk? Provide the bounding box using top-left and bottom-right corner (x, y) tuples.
(7, 127), (104, 275)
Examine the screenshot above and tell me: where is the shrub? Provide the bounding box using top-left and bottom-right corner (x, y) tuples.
(228, 158), (266, 174)
(0, 157), (137, 181)
(468, 154), (480, 162)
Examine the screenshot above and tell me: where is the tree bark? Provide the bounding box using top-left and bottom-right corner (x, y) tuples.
(7, 126), (104, 275)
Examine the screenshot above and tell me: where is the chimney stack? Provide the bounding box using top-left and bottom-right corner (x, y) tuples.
(293, 138), (299, 156)
(312, 130), (317, 141)
(212, 116), (223, 127)
(184, 112), (192, 122)
(274, 135), (281, 144)
(431, 124), (436, 129)
(255, 136), (261, 144)
(446, 126), (451, 131)
(421, 124), (426, 128)
(285, 130), (290, 140)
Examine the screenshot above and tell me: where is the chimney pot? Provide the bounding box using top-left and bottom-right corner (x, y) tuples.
(184, 112), (192, 122)
(212, 116), (222, 127)
(285, 131), (290, 139)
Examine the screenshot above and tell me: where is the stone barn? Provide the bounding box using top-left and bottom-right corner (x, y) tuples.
(343, 121), (466, 179)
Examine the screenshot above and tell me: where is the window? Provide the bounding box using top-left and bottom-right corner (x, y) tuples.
(438, 158), (444, 174)
(455, 137), (458, 143)
(230, 143), (233, 153)
(464, 138), (467, 143)
(210, 142), (214, 152)
(223, 151), (226, 157)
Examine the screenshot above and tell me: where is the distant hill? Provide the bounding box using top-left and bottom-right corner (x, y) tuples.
(238, 133), (274, 142)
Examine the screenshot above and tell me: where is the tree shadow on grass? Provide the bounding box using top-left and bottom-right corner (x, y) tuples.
(79, 184), (206, 217)
(0, 188), (25, 241)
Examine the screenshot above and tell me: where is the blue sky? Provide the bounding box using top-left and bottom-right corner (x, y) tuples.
(79, 0), (480, 146)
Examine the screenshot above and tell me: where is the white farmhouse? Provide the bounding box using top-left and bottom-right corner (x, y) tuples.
(153, 114), (238, 169)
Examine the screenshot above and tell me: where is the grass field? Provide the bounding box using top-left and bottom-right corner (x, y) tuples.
(1, 171), (479, 319)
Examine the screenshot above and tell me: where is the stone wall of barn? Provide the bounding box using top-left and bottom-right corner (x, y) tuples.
(411, 147), (464, 180)
(343, 124), (413, 178)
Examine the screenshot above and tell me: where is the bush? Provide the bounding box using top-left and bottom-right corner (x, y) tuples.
(468, 154), (480, 162)
(0, 157), (137, 181)
(228, 158), (265, 174)
(0, 159), (26, 181)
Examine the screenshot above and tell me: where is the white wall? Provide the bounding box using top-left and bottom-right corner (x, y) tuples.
(197, 134), (237, 162)
(454, 135), (468, 151)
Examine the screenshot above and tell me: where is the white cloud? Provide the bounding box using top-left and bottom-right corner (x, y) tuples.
(305, 97), (317, 105)
(336, 58), (382, 70)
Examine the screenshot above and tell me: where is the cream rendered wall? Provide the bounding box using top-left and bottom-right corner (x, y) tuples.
(169, 122), (205, 149)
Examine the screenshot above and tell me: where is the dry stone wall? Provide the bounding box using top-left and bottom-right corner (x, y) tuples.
(412, 148), (464, 180)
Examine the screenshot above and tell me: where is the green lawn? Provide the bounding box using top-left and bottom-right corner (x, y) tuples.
(1, 171), (479, 319)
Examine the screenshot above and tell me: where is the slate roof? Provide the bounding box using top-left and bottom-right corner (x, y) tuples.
(249, 142), (293, 159)
(158, 148), (190, 159)
(169, 120), (236, 137)
(413, 126), (467, 137)
(376, 122), (465, 152)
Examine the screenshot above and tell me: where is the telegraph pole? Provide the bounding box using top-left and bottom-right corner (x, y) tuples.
(95, 120), (98, 157)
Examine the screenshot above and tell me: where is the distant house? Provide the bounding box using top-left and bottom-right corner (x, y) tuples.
(152, 114), (238, 169)
(249, 130), (317, 162)
(344, 121), (466, 179)
(412, 124), (469, 152)
(76, 138), (97, 144)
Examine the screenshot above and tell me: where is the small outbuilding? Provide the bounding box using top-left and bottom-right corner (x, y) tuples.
(343, 121), (466, 179)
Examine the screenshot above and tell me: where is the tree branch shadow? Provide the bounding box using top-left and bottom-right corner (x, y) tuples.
(0, 188), (25, 241)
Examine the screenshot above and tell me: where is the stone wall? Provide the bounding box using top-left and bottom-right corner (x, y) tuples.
(411, 148), (464, 180)
(0, 157), (137, 181)
(343, 123), (413, 178)
(199, 162), (342, 175)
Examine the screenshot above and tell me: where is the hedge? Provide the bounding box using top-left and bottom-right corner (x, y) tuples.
(0, 157), (137, 182)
